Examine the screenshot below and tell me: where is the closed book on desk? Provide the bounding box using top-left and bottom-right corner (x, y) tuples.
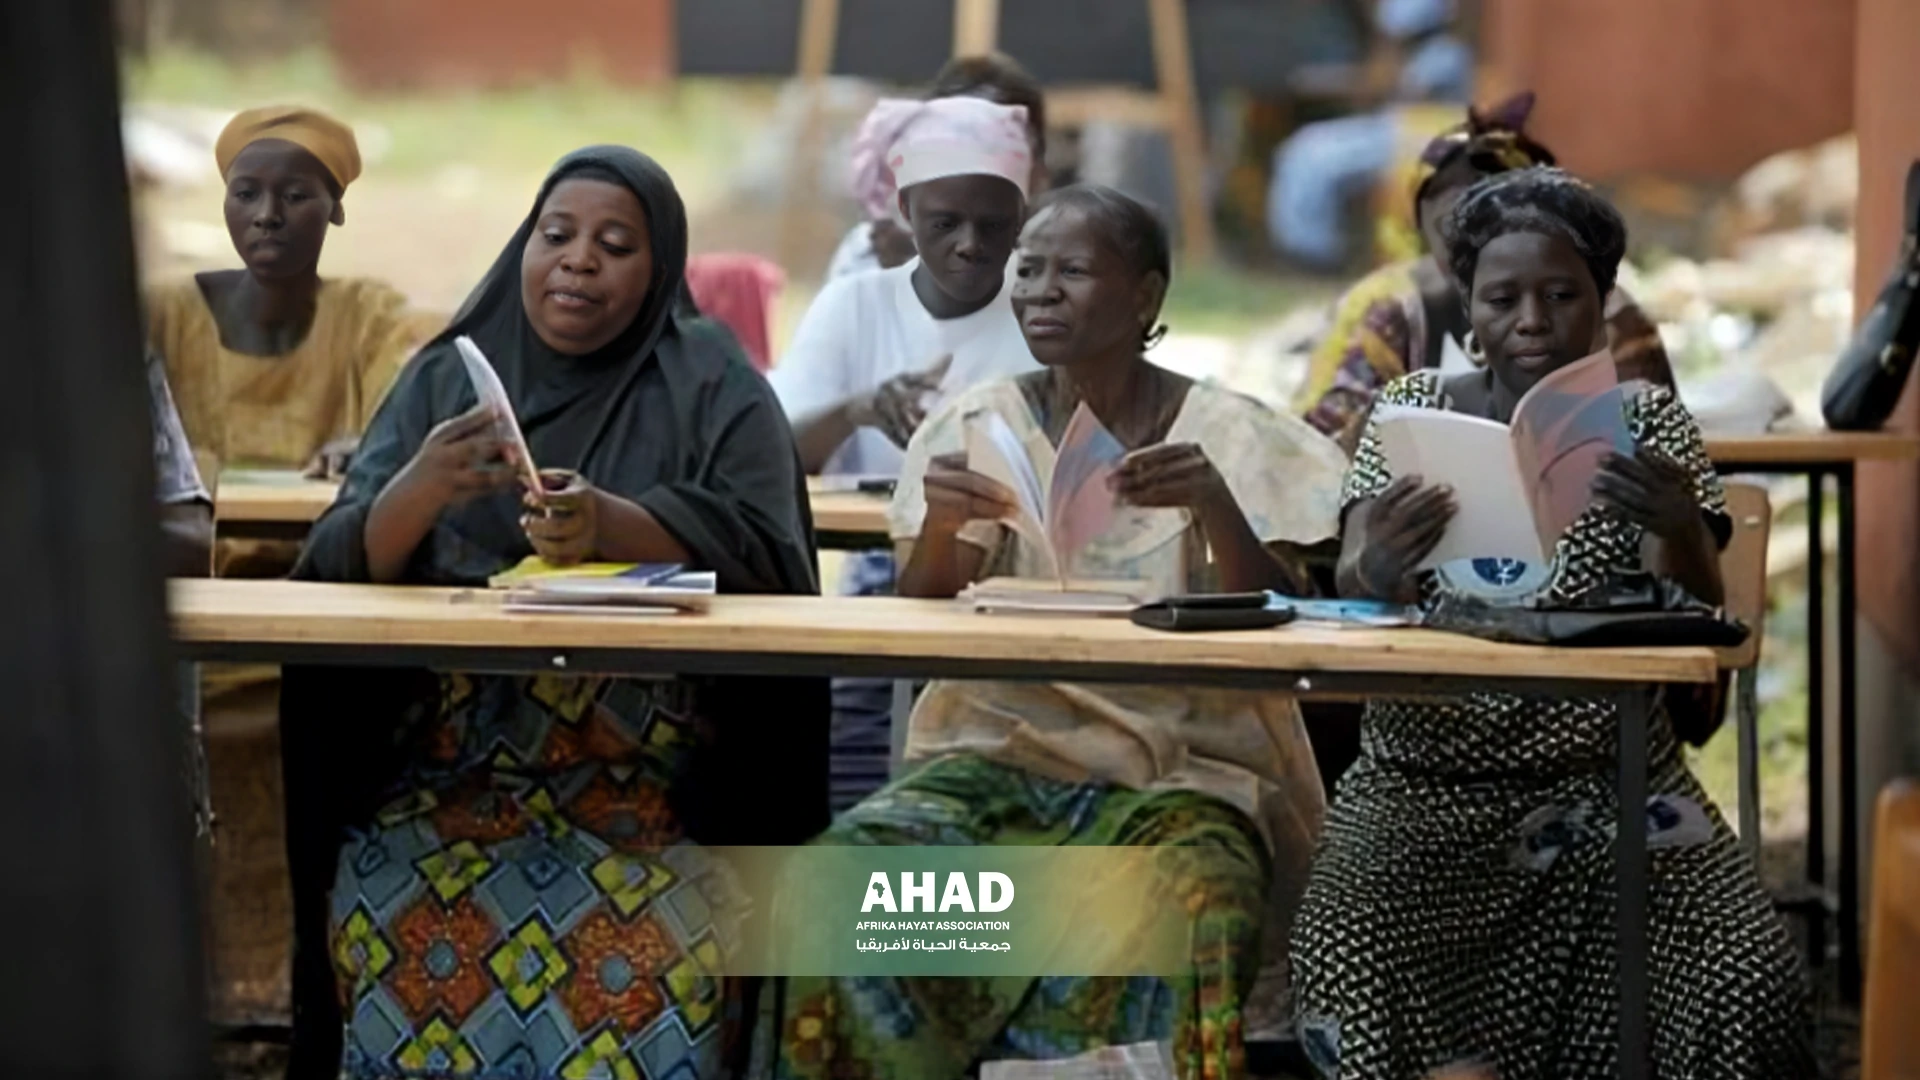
(501, 570), (716, 614)
(963, 576), (1159, 616)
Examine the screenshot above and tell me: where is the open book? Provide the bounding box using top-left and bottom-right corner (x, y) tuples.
(963, 402), (1148, 609)
(455, 335), (543, 498)
(1374, 349), (1636, 568)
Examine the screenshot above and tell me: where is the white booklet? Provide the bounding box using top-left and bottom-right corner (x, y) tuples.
(963, 401), (1129, 583)
(454, 335), (543, 498)
(1374, 349), (1636, 568)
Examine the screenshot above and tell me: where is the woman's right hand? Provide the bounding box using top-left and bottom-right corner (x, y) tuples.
(393, 403), (520, 509)
(849, 356), (952, 448)
(921, 452), (1017, 539)
(1352, 475), (1456, 598)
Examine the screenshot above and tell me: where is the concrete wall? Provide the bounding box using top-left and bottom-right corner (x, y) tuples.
(1480, 0), (1856, 181)
(328, 0), (673, 89)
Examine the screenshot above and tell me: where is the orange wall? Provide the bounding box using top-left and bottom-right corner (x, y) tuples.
(1481, 0), (1855, 181)
(328, 0), (673, 90)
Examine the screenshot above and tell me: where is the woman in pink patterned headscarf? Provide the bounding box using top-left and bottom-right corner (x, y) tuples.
(828, 52), (1049, 280)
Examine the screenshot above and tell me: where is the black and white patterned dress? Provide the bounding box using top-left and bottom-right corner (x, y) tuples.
(1290, 371), (1814, 1079)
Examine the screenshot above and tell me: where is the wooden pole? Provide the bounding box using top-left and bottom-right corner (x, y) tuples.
(952, 0), (1001, 57)
(778, 0), (842, 273)
(1148, 0), (1217, 265)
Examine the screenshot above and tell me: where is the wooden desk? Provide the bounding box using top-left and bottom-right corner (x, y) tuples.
(806, 481), (890, 549)
(173, 577), (1712, 1077)
(215, 481), (337, 528)
(215, 479), (891, 549)
(1707, 429), (1920, 997)
(171, 579), (1711, 691)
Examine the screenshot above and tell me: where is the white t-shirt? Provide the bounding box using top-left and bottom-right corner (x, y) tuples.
(769, 258), (1039, 477)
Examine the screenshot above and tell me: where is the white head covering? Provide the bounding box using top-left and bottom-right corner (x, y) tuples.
(848, 95), (1033, 225)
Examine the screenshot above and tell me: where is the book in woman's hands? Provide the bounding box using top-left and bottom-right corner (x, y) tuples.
(1374, 349), (1636, 568)
(454, 335), (543, 498)
(963, 401), (1129, 583)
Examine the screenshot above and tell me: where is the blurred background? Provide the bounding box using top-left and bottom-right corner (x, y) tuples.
(111, 1), (1901, 1075)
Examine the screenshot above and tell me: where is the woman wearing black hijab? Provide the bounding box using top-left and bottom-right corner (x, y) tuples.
(278, 146), (828, 1080)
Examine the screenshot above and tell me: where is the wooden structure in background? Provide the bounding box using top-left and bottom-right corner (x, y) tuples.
(781, 0), (1217, 268)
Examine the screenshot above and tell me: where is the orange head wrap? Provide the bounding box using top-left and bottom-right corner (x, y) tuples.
(214, 106), (361, 192)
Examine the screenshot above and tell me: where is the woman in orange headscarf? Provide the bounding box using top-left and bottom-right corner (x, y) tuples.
(1293, 93), (1672, 452)
(146, 106), (433, 502)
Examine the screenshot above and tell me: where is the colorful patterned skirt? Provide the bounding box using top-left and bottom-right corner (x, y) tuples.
(772, 754), (1269, 1080)
(326, 674), (745, 1080)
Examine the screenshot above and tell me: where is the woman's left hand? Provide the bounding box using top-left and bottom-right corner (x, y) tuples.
(521, 468), (599, 565)
(1111, 442), (1231, 512)
(302, 436), (359, 480)
(1593, 450), (1703, 542)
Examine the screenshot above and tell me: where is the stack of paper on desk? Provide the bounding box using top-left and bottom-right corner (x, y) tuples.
(962, 576), (1160, 616)
(492, 560), (716, 614)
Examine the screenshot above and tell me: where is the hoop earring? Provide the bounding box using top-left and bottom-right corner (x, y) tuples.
(1464, 330), (1487, 366)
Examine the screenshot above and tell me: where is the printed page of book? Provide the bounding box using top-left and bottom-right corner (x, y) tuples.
(1373, 403), (1545, 567)
(455, 336), (542, 496)
(1508, 349), (1633, 555)
(1046, 402), (1127, 576)
(964, 408), (1056, 577)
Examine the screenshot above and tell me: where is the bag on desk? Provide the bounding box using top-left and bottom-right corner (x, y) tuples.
(1822, 158), (1920, 431)
(1420, 574), (1749, 649)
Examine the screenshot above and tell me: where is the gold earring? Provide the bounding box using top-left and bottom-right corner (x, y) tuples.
(1465, 331), (1487, 365)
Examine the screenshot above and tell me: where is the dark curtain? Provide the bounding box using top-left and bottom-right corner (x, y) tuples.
(0, 1), (210, 1077)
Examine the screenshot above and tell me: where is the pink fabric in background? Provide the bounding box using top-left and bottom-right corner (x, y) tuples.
(685, 253), (786, 372)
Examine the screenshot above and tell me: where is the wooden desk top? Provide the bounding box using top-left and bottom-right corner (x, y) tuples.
(1706, 431), (1920, 466)
(806, 483), (891, 538)
(170, 579), (1716, 692)
(213, 478), (890, 534)
(214, 480), (338, 524)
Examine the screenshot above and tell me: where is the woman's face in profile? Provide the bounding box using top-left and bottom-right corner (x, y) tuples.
(520, 177), (654, 355)
(1467, 229), (1603, 398)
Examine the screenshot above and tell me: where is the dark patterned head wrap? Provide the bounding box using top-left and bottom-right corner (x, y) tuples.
(1411, 92), (1557, 225)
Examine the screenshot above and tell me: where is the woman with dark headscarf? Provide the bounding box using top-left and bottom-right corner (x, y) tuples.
(1290, 169), (1811, 1079)
(1294, 94), (1673, 452)
(278, 146), (828, 1080)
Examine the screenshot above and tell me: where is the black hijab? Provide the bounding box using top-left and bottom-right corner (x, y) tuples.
(279, 147), (828, 1077)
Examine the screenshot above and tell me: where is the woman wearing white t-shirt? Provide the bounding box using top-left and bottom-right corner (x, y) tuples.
(770, 95), (1041, 811)
(823, 52), (1048, 282)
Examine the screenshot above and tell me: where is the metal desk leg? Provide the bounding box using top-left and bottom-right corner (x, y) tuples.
(889, 680), (911, 777)
(1836, 462), (1861, 999)
(1736, 666), (1762, 857)
(1805, 469), (1827, 967)
(1617, 689), (1650, 1080)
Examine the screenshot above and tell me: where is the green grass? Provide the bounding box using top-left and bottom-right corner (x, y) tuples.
(1161, 266), (1326, 337)
(123, 47), (760, 190)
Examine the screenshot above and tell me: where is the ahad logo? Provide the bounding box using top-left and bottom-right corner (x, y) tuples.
(861, 872), (1013, 913)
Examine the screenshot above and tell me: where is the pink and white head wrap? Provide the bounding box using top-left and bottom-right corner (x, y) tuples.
(848, 96), (1033, 225)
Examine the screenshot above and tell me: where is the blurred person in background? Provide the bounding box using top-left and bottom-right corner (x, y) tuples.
(826, 52), (1050, 281)
(1293, 94), (1675, 452)
(1265, 0), (1474, 271)
(772, 95), (1042, 813)
(145, 106), (431, 508)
